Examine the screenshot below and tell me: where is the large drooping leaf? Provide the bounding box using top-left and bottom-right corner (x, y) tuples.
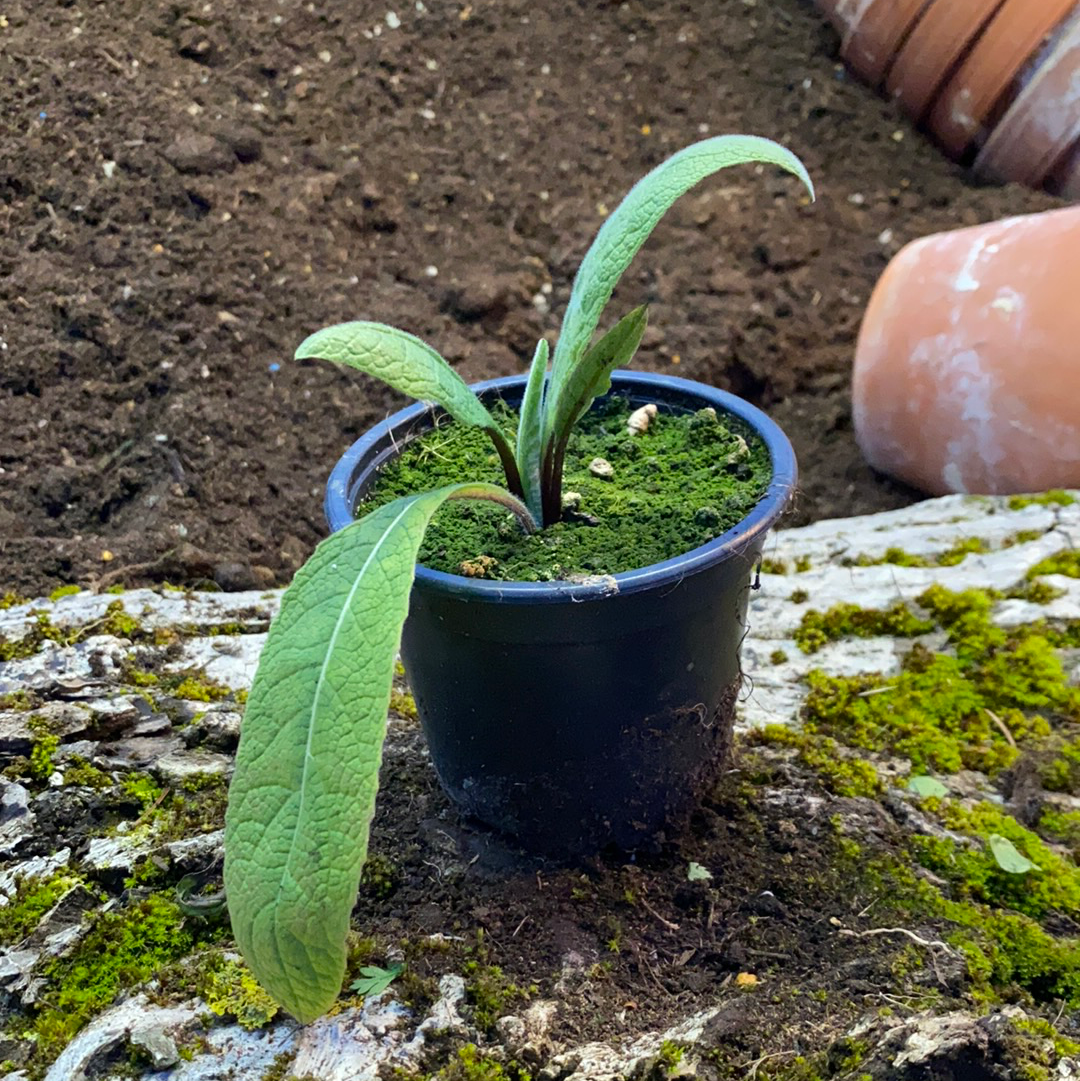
(515, 338), (549, 523)
(543, 135), (814, 448)
(296, 320), (502, 436)
(224, 483), (534, 1023)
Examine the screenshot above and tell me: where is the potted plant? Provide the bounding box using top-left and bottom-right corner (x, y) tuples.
(223, 135), (813, 1023)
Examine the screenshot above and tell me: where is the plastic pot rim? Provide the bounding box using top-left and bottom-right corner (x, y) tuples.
(324, 369), (797, 605)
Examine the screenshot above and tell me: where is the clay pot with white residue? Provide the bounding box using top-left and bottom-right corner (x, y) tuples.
(852, 205), (1080, 495)
(816, 0), (1080, 195)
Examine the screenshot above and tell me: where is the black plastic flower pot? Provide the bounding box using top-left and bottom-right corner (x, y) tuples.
(325, 371), (796, 855)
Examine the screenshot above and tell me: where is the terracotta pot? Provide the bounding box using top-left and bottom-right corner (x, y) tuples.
(928, 0), (1078, 160)
(975, 12), (1080, 187)
(885, 0), (1006, 122)
(852, 206), (1080, 495)
(1054, 139), (1080, 199)
(819, 0), (929, 87)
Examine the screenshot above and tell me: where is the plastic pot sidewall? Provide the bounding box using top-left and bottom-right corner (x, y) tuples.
(325, 371), (797, 853)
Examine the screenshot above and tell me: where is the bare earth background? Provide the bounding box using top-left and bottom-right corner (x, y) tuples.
(0, 0), (1061, 596)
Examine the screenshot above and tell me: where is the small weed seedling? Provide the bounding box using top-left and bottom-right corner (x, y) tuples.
(223, 136), (812, 1021)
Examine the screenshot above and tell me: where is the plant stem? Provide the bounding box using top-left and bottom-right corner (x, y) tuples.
(539, 439), (567, 528)
(486, 428), (525, 502)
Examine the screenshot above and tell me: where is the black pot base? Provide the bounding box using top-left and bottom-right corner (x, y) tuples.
(425, 678), (740, 858)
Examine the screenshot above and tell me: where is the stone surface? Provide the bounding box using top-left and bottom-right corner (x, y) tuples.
(742, 493), (1080, 729)
(1, 493), (1080, 1079)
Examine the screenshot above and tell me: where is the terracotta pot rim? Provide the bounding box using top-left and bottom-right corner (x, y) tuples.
(928, 0), (1079, 160)
(885, 0), (1007, 123)
(839, 0), (931, 87)
(974, 11), (1080, 186)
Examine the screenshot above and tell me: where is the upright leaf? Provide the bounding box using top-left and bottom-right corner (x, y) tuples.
(539, 305), (648, 523)
(515, 338), (549, 523)
(224, 483), (534, 1023)
(546, 305), (648, 454)
(299, 318), (508, 430)
(544, 135), (814, 445)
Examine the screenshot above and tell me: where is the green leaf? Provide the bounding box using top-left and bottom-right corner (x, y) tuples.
(174, 876), (228, 922)
(906, 775), (949, 800)
(224, 483), (534, 1024)
(296, 320), (500, 434)
(539, 305), (649, 522)
(545, 304), (648, 460)
(988, 833), (1040, 875)
(515, 338), (549, 523)
(350, 962), (404, 998)
(544, 135), (813, 446)
(687, 862), (713, 882)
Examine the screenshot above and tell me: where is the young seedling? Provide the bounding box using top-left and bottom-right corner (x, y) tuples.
(223, 135), (813, 1022)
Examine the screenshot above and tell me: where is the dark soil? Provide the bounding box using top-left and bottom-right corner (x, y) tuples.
(359, 720), (920, 1060)
(0, 0), (1063, 599)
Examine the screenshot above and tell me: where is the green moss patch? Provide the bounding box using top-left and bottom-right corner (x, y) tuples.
(1008, 490), (1076, 511)
(0, 599), (171, 662)
(201, 956), (280, 1029)
(364, 397), (770, 581)
(793, 601), (934, 654)
(21, 894), (210, 1075)
(841, 538), (990, 569)
(0, 872), (83, 946)
(1028, 551), (1080, 579)
(751, 726), (882, 798)
(771, 579), (1080, 1024)
(795, 587), (1079, 777)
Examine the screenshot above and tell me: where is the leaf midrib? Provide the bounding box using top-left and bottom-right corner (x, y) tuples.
(273, 500), (414, 921)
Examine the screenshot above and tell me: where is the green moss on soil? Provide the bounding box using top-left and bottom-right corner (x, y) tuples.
(752, 726), (883, 798)
(776, 581), (1080, 1028)
(849, 833), (1080, 1011)
(391, 1044), (532, 1081)
(912, 800), (1080, 919)
(463, 960), (536, 1034)
(389, 688), (418, 720)
(1035, 811), (1080, 867)
(363, 396), (770, 581)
